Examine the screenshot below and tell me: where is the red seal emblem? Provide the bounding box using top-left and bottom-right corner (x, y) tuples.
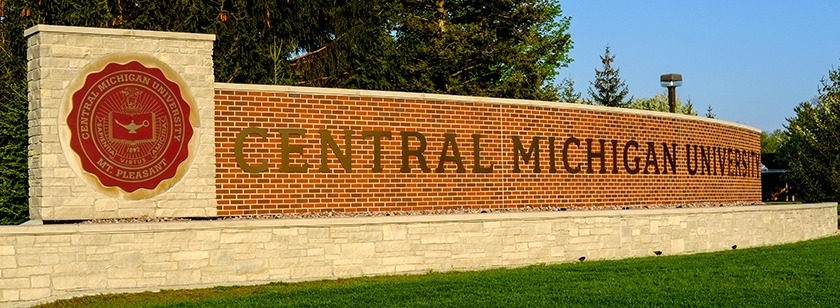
(66, 60), (194, 194)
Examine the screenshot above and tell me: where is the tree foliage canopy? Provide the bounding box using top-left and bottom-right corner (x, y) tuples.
(391, 0), (572, 100)
(778, 66), (840, 203)
(629, 92), (697, 115)
(587, 46), (630, 108)
(760, 129), (788, 154)
(0, 0), (573, 224)
(557, 77), (588, 104)
(705, 105), (716, 119)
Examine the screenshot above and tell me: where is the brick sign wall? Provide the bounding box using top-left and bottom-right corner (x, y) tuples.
(215, 85), (761, 216)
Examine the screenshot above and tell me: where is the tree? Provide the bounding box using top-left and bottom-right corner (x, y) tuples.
(629, 91), (697, 115)
(390, 0), (572, 100)
(0, 0), (575, 224)
(683, 98), (696, 115)
(558, 77), (587, 104)
(8, 0), (573, 94)
(705, 105), (716, 118)
(778, 65), (840, 203)
(588, 46), (630, 107)
(760, 129), (788, 154)
(0, 0), (35, 225)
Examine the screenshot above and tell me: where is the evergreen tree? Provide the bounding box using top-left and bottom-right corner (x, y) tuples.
(588, 46), (630, 107)
(558, 77), (587, 104)
(390, 0), (572, 100)
(0, 0), (35, 225)
(683, 98), (695, 115)
(705, 105), (716, 118)
(778, 66), (840, 202)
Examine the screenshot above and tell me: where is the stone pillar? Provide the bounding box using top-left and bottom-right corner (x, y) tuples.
(26, 25), (216, 221)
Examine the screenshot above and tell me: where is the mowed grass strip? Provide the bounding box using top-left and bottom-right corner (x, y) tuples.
(40, 234), (840, 308)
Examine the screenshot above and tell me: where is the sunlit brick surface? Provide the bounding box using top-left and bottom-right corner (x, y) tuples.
(215, 86), (761, 216)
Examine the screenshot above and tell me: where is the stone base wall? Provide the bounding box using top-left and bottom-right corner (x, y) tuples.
(0, 203), (836, 307)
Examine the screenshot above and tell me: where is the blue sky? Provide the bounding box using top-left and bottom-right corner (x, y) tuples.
(560, 1), (840, 131)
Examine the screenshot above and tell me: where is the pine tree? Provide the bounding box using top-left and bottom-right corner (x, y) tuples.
(588, 46), (630, 107)
(558, 77), (586, 104)
(0, 0), (36, 225)
(705, 105), (716, 118)
(683, 98), (695, 115)
(391, 0), (572, 100)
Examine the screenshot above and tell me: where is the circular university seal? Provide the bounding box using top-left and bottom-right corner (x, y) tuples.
(61, 54), (198, 199)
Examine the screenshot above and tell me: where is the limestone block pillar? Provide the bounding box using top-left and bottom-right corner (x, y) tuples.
(26, 25), (216, 221)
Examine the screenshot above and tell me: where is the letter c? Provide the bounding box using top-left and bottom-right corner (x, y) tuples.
(562, 137), (581, 173)
(235, 126), (269, 173)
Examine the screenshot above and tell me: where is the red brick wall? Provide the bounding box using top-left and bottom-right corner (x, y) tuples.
(215, 85), (761, 216)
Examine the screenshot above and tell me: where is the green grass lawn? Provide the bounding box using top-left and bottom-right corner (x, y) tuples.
(41, 234), (840, 308)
